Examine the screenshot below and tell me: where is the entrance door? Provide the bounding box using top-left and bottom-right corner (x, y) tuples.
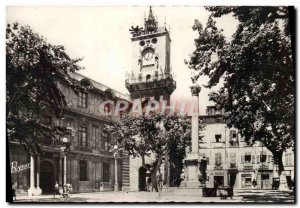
(229, 173), (237, 187)
(40, 161), (55, 194)
(214, 176), (224, 188)
(261, 174), (270, 189)
(138, 166), (147, 191)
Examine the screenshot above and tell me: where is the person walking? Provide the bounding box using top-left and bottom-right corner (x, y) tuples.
(53, 181), (61, 198)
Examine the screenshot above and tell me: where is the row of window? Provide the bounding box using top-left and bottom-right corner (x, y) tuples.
(77, 91), (112, 112)
(42, 116), (111, 150)
(214, 130), (239, 143)
(79, 160), (110, 182)
(203, 153), (273, 166)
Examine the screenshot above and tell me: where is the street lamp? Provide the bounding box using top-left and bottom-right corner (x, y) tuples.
(113, 144), (119, 192)
(61, 137), (69, 193)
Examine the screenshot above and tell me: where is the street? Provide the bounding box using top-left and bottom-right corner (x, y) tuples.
(14, 188), (294, 203)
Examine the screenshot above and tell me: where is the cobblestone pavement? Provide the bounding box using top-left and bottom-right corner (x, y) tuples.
(13, 189), (294, 203)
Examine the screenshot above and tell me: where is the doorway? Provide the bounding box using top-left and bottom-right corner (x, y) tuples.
(40, 160), (55, 194)
(261, 174), (270, 189)
(214, 176), (224, 188)
(229, 173), (237, 187)
(138, 166), (147, 191)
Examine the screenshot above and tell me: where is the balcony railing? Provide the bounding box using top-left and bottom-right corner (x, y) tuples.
(131, 26), (168, 37)
(37, 137), (64, 148)
(125, 73), (175, 85)
(211, 142), (224, 148)
(243, 163), (253, 170)
(258, 163), (270, 170)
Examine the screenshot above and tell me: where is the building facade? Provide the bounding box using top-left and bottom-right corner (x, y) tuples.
(199, 106), (295, 190)
(10, 72), (128, 195)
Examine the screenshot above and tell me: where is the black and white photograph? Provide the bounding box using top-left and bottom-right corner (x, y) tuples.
(5, 4), (295, 204)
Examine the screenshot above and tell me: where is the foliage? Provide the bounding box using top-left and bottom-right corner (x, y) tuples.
(105, 113), (193, 191)
(187, 7), (294, 174)
(6, 23), (83, 154)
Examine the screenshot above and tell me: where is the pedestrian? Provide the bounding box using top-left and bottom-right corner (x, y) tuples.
(252, 179), (257, 189)
(100, 182), (104, 192)
(146, 177), (152, 192)
(67, 183), (73, 196)
(12, 188), (16, 201)
(53, 181), (61, 198)
(158, 173), (163, 191)
(11, 181), (17, 201)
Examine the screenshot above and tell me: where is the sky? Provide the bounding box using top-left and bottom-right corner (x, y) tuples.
(6, 6), (239, 114)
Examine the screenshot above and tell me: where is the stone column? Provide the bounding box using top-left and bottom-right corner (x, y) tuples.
(182, 84), (201, 188)
(28, 155), (36, 196)
(35, 155), (42, 195)
(191, 85), (201, 155)
(58, 156), (63, 193)
(64, 154), (67, 186)
(114, 154), (118, 192)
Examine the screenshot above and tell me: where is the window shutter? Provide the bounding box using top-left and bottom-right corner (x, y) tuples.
(241, 155), (245, 164)
(252, 155), (255, 164)
(229, 130), (233, 141)
(220, 153), (222, 164)
(256, 155), (260, 164)
(267, 155), (271, 163)
(230, 152), (236, 163)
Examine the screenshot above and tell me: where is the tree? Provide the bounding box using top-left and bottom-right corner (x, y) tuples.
(187, 7), (294, 176)
(105, 113), (193, 192)
(6, 23), (83, 154)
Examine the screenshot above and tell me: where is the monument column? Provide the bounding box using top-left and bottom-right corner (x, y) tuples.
(35, 155), (42, 194)
(182, 84), (201, 188)
(28, 155), (36, 196)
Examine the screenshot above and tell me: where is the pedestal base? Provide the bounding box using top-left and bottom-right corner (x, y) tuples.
(35, 187), (42, 195)
(278, 174), (289, 191)
(114, 184), (119, 192)
(27, 187), (36, 196)
(183, 153), (200, 188)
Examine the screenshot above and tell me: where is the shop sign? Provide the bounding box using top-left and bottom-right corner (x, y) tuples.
(10, 161), (30, 173)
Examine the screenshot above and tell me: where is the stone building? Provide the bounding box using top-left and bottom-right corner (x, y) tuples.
(198, 106), (295, 190)
(123, 7), (176, 191)
(9, 72), (129, 195)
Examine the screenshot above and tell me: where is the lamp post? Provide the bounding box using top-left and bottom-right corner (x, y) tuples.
(224, 126), (228, 187)
(113, 144), (119, 192)
(61, 137), (69, 193)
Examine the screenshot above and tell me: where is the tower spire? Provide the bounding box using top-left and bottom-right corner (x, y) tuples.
(144, 6), (158, 33)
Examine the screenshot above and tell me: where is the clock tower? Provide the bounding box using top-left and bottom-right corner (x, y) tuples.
(125, 7), (176, 101)
(123, 7), (176, 191)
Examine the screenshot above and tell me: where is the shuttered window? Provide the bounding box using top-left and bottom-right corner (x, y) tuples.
(215, 153), (222, 165)
(230, 152), (236, 164)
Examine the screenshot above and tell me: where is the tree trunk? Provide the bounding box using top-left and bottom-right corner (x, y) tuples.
(150, 155), (163, 192)
(272, 151), (289, 191)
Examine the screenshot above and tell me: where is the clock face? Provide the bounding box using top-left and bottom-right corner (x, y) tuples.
(144, 51), (154, 61)
(142, 48), (155, 66)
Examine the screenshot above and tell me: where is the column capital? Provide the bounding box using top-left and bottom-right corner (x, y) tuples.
(190, 84), (201, 96)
